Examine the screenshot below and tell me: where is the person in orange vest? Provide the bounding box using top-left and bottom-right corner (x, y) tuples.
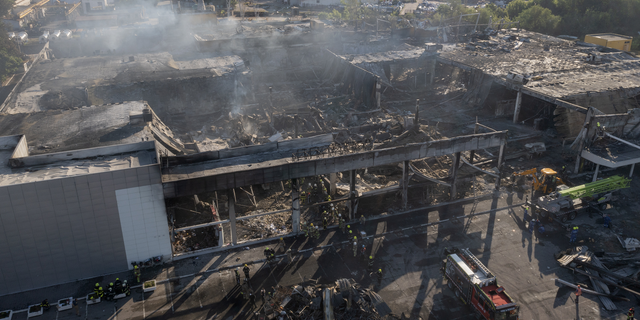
(628, 307), (635, 320)
(575, 285), (582, 303)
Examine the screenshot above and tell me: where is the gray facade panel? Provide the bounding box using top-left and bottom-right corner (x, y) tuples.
(0, 165), (163, 295)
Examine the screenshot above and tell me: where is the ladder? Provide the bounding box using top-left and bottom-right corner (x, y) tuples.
(558, 175), (631, 200)
(461, 248), (493, 278)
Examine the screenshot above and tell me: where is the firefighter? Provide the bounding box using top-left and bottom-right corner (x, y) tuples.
(235, 269), (241, 285)
(303, 222), (309, 237)
(279, 237), (285, 251)
(243, 264), (250, 279)
(106, 283), (115, 301)
(300, 192), (307, 205)
(323, 216), (328, 230)
(114, 278), (122, 294)
(367, 256), (374, 272)
(360, 244), (367, 260)
(376, 269), (383, 285)
(330, 204), (337, 220)
(339, 215), (346, 233)
(123, 280), (130, 296)
(360, 215), (366, 225)
(97, 287), (104, 298)
(40, 299), (50, 311)
(314, 226), (320, 239)
(94, 283), (101, 295)
(570, 226), (579, 243)
(628, 307), (634, 320)
(133, 265), (141, 283)
(352, 241), (358, 257)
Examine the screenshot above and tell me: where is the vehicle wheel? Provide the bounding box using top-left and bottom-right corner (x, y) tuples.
(569, 212), (577, 220)
(561, 215), (569, 223)
(539, 210), (548, 218)
(600, 203), (607, 210)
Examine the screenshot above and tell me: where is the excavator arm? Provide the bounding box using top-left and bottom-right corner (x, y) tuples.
(513, 168), (538, 176)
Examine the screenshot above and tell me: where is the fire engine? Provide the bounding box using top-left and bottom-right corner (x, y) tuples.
(442, 248), (519, 320)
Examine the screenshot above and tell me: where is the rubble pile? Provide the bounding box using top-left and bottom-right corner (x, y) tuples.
(261, 279), (399, 320)
(173, 226), (220, 253)
(556, 246), (640, 310)
(238, 211), (292, 240)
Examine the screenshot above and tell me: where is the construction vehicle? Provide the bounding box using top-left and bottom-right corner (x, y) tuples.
(513, 167), (565, 195)
(528, 175), (631, 224)
(442, 248), (519, 320)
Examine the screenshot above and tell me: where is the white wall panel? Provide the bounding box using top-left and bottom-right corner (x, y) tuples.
(116, 184), (172, 269)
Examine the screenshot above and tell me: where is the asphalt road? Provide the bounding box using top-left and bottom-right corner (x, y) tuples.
(1, 191), (634, 320)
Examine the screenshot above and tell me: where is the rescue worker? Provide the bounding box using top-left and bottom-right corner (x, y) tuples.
(303, 222), (309, 237)
(528, 218), (536, 233)
(264, 247), (271, 258)
(323, 216), (328, 230)
(326, 194), (332, 202)
(628, 307), (634, 320)
(123, 280), (130, 296)
(97, 287), (104, 298)
(243, 264), (250, 279)
(360, 215), (366, 225)
(314, 225), (320, 239)
(286, 248), (293, 263)
(300, 192), (307, 205)
(249, 292), (256, 308)
(523, 198), (530, 228)
(347, 224), (351, 233)
(94, 283), (101, 296)
(40, 299), (50, 311)
(570, 226), (579, 243)
(235, 269), (241, 285)
(330, 204), (337, 220)
(339, 215), (346, 234)
(106, 283), (115, 301)
(360, 244), (367, 260)
(114, 278), (122, 294)
(269, 253), (275, 264)
(133, 265), (141, 283)
(368, 256), (374, 272)
(376, 269), (383, 285)
(604, 214), (611, 228)
(279, 237), (285, 251)
(352, 241), (358, 257)
(575, 285), (582, 303)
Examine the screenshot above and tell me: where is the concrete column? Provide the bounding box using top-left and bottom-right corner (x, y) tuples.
(349, 170), (356, 220)
(228, 189), (237, 245)
(450, 152), (461, 200)
(574, 155), (582, 175)
(402, 160), (409, 210)
(469, 120), (479, 164)
(593, 164), (600, 182)
(292, 178), (300, 234)
(430, 59), (436, 84)
(630, 163), (636, 178)
(376, 78), (381, 109)
(494, 143), (506, 190)
(512, 90), (522, 124)
(329, 173), (337, 196)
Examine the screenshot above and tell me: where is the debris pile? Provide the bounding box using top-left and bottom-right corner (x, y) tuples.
(555, 246), (640, 310)
(260, 279), (399, 320)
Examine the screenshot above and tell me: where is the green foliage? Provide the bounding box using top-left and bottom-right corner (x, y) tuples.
(0, 0), (14, 17)
(328, 9), (342, 20)
(506, 0), (534, 19)
(318, 12), (329, 20)
(516, 5), (561, 35)
(0, 25), (23, 83)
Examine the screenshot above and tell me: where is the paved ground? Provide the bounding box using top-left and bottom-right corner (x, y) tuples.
(1, 190), (636, 320)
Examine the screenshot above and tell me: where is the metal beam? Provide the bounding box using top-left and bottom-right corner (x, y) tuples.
(163, 131), (508, 198)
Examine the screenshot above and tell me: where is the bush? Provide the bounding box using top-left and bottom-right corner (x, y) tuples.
(318, 12), (329, 20)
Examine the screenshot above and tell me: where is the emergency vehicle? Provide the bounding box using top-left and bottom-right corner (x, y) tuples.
(442, 248), (519, 320)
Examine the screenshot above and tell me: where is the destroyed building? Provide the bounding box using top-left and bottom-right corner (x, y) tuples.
(1, 13), (640, 302)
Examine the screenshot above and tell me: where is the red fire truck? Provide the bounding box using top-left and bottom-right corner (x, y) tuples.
(442, 248), (519, 320)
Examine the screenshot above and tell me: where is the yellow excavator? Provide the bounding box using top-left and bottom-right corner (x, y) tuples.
(513, 168), (566, 194)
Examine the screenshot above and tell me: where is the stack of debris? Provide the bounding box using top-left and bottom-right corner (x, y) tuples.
(555, 246), (640, 310)
(259, 279), (399, 320)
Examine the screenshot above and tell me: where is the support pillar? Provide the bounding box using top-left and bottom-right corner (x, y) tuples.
(469, 118), (479, 164)
(376, 78), (381, 109)
(574, 155), (581, 175)
(402, 160), (409, 210)
(450, 152), (461, 200)
(593, 164), (600, 182)
(292, 178), (300, 234)
(631, 163), (636, 178)
(513, 90), (522, 124)
(349, 170), (356, 220)
(429, 59), (436, 84)
(228, 189), (237, 245)
(495, 143), (506, 190)
(330, 173), (337, 196)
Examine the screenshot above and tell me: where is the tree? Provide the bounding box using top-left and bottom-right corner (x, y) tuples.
(516, 5), (561, 35)
(506, 0), (534, 19)
(0, 24), (24, 83)
(0, 0), (14, 17)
